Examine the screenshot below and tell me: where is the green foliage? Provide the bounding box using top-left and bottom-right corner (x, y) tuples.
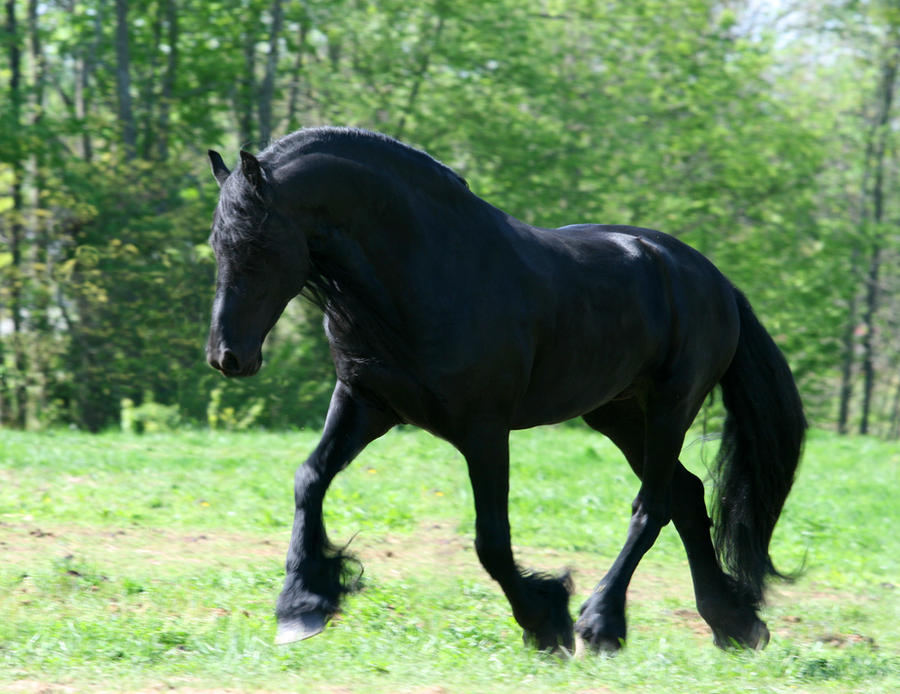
(207, 385), (264, 431)
(121, 395), (181, 434)
(0, 0), (898, 433)
(49, 159), (215, 430)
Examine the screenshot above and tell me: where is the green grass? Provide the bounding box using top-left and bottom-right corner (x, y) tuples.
(0, 426), (897, 692)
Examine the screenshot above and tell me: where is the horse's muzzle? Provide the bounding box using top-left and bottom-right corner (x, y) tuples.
(207, 346), (263, 377)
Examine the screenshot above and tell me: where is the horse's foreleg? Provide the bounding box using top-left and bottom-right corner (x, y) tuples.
(462, 428), (573, 652)
(275, 382), (395, 645)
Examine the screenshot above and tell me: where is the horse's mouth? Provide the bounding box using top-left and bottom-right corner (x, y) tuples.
(208, 348), (263, 378)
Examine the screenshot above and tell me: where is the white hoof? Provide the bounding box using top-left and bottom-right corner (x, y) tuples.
(574, 633), (586, 659)
(274, 611), (328, 645)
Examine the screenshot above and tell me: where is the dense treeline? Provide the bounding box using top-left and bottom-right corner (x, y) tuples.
(0, 0), (899, 435)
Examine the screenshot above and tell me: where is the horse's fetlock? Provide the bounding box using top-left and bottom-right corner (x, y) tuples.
(276, 586), (337, 620)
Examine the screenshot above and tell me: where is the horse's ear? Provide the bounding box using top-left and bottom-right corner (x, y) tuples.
(208, 150), (231, 187)
(206, 149), (231, 188)
(240, 150), (267, 196)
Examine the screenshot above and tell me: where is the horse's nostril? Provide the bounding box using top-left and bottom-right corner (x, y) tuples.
(221, 350), (240, 374)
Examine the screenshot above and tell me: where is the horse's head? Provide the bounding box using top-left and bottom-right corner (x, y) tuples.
(205, 150), (310, 377)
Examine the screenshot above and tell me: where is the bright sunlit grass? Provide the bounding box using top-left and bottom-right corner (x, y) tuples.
(1, 426), (897, 692)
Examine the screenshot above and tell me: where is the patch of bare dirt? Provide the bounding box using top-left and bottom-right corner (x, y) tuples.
(3, 681), (79, 694)
(0, 521), (284, 572)
(3, 682), (456, 694)
(817, 632), (878, 648)
(3, 517), (704, 613)
(669, 607), (710, 641)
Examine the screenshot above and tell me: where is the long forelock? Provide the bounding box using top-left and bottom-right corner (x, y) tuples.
(212, 174), (271, 256)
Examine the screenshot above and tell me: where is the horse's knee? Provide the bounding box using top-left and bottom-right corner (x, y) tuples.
(671, 469), (712, 532)
(633, 486), (673, 529)
(293, 463), (323, 504)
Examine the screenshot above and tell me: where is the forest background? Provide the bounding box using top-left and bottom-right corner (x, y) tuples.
(1, 0), (899, 437)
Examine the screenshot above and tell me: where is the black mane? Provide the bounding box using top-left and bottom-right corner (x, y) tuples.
(260, 127), (469, 191)
(213, 127), (469, 260)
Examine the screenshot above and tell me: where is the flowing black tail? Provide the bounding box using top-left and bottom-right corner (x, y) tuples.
(713, 288), (806, 608)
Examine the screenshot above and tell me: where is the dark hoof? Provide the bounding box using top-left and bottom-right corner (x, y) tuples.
(574, 611), (626, 654)
(523, 623), (575, 655)
(712, 618), (770, 651)
(574, 632), (622, 657)
(575, 632), (624, 654)
(275, 610), (329, 645)
(521, 597), (575, 654)
(518, 570), (575, 654)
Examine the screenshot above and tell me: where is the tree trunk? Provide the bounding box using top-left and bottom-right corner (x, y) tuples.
(859, 50), (897, 435)
(837, 91), (879, 436)
(28, 0), (49, 420)
(27, 0), (44, 116)
(75, 3), (103, 162)
(286, 19), (308, 130)
(115, 0), (137, 160)
(859, 246), (882, 435)
(258, 0), (283, 145)
(140, 4), (163, 159)
(5, 0), (27, 428)
(158, 0), (178, 161)
(837, 282), (858, 435)
(395, 10), (446, 139)
(235, 25), (258, 146)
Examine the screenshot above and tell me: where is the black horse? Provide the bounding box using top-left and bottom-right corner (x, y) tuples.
(205, 127), (805, 654)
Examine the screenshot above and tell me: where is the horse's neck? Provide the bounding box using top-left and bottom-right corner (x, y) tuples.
(308, 164), (523, 326)
(309, 217), (410, 342)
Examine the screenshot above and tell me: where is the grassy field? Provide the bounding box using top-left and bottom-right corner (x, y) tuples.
(0, 425), (897, 693)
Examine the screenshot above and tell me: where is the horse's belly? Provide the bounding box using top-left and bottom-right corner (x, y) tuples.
(510, 353), (648, 428)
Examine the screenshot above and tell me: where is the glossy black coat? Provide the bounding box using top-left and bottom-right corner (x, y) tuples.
(206, 128), (805, 652)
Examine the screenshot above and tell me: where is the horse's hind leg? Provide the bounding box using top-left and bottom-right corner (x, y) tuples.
(670, 465), (769, 649)
(576, 399), (685, 652)
(582, 401), (768, 650)
(275, 382), (395, 645)
(459, 426), (573, 652)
